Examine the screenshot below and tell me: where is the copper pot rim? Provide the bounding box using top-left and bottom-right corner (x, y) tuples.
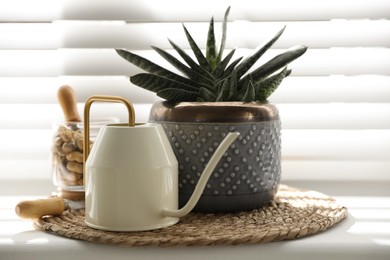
(149, 101), (280, 123)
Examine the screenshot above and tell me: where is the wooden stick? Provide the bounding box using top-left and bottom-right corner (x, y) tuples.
(15, 197), (66, 220)
(57, 85), (82, 122)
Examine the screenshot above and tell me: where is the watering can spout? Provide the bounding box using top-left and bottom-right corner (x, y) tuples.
(161, 132), (239, 218)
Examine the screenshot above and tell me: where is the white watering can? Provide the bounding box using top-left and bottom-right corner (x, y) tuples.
(83, 96), (239, 231)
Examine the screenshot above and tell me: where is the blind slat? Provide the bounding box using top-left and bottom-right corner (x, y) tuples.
(278, 103), (390, 129)
(0, 104), (153, 129)
(1, 20), (389, 49)
(3, 159), (389, 181)
(1, 48), (389, 76)
(1, 103), (389, 130)
(282, 130), (390, 161)
(1, 76), (389, 104)
(0, 77), (161, 104)
(283, 160), (390, 181)
(1, 0), (389, 22)
(1, 129), (388, 161)
(272, 76), (390, 103)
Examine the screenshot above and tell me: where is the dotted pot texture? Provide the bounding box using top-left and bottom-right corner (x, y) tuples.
(149, 102), (282, 212)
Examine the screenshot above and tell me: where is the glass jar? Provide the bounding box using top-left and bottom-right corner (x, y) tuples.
(51, 118), (117, 199)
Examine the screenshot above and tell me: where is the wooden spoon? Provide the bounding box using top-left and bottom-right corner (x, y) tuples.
(57, 85), (81, 122)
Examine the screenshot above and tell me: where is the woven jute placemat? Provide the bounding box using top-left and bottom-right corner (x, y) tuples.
(35, 185), (348, 247)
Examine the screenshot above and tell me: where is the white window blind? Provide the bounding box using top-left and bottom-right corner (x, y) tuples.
(0, 0), (389, 181)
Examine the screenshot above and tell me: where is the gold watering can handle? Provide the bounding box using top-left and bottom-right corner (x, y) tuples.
(83, 95), (135, 179)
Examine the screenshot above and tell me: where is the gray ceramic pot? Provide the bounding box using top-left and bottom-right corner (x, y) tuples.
(149, 101), (281, 212)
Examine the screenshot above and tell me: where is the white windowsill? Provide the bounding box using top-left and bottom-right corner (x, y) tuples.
(1, 179), (389, 260)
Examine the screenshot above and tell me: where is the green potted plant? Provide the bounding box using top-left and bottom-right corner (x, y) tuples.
(116, 7), (307, 212)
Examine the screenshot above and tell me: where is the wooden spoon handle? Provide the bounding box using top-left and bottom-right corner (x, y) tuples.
(57, 85), (82, 122)
(15, 197), (66, 220)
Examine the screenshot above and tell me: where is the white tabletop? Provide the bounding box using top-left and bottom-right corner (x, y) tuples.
(1, 180), (389, 260)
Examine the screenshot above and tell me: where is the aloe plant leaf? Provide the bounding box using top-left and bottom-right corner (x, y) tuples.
(213, 55), (242, 91)
(223, 55), (243, 77)
(151, 46), (211, 87)
(214, 48), (235, 77)
(235, 26), (286, 79)
(168, 39), (214, 81)
(151, 46), (192, 76)
(116, 48), (198, 88)
(216, 6), (230, 65)
(182, 24), (211, 71)
(216, 79), (228, 101)
(130, 73), (198, 94)
(199, 87), (217, 101)
(216, 69), (238, 101)
(256, 67), (290, 101)
(206, 17), (217, 70)
(242, 45), (307, 83)
(240, 81), (256, 102)
(215, 84), (224, 101)
(116, 48), (171, 76)
(157, 88), (198, 102)
(228, 69), (238, 100)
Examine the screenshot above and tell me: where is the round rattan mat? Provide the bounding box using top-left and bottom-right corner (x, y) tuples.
(35, 185), (348, 247)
